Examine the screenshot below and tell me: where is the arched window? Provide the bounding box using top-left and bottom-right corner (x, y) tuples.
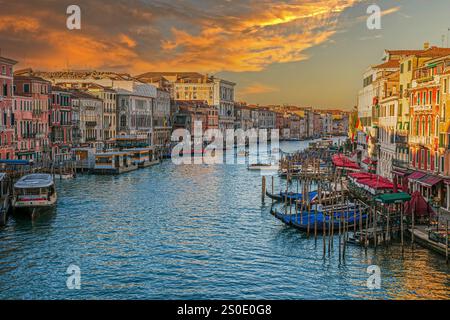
(435, 116), (440, 136)
(120, 115), (127, 128)
(428, 116), (432, 136)
(414, 117), (419, 135)
(421, 116), (426, 136)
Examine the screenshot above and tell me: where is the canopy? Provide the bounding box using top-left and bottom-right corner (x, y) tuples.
(417, 175), (443, 187)
(408, 171), (426, 181)
(403, 191), (435, 217)
(375, 192), (411, 204)
(332, 154), (360, 170)
(0, 159), (31, 165)
(362, 157), (377, 165)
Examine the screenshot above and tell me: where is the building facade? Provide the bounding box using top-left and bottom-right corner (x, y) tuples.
(0, 55), (17, 159)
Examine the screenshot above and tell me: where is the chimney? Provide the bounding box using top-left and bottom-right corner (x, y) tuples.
(424, 42), (430, 50)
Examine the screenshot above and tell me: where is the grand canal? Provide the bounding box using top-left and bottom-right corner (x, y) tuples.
(0, 140), (449, 299)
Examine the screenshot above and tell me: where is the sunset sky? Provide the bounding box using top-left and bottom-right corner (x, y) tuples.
(1, 0), (450, 109)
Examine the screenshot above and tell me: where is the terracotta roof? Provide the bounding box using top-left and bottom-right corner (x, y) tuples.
(386, 49), (424, 56)
(0, 56), (18, 65)
(69, 90), (102, 100)
(416, 47), (450, 57)
(373, 59), (400, 69)
(14, 75), (51, 83)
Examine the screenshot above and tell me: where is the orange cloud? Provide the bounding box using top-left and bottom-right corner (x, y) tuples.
(1, 0), (363, 73)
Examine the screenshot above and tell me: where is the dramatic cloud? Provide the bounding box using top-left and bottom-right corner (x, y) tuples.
(0, 0), (363, 74)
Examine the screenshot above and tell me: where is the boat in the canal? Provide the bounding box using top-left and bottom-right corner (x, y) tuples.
(0, 173), (11, 226)
(93, 151), (138, 174)
(271, 207), (366, 231)
(266, 190), (318, 202)
(12, 174), (57, 217)
(124, 147), (160, 168)
(247, 163), (279, 171)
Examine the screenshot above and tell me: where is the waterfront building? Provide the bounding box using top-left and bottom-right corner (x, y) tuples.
(313, 112), (322, 138)
(408, 56), (446, 203)
(13, 74), (51, 161)
(13, 95), (33, 160)
(289, 113), (301, 140)
(136, 72), (235, 133)
(15, 70), (157, 147)
(80, 83), (117, 144)
(50, 86), (73, 161)
(153, 88), (172, 150)
(173, 100), (213, 138)
(0, 55), (17, 159)
(234, 102), (253, 131)
(376, 70), (400, 180)
(321, 112), (333, 135)
(70, 91), (103, 150)
(249, 106), (276, 131)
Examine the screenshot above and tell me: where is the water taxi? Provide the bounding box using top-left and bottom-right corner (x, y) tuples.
(124, 148), (160, 168)
(12, 174), (57, 216)
(93, 151), (138, 174)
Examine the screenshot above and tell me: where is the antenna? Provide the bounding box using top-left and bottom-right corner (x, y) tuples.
(448, 28), (450, 48)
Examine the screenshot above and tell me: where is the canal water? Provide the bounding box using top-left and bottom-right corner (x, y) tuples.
(0, 139), (448, 299)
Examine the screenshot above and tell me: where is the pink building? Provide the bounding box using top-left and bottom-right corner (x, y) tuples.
(13, 74), (51, 161)
(50, 86), (73, 161)
(13, 95), (34, 160)
(0, 56), (17, 159)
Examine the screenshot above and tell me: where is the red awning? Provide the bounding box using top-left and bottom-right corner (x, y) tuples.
(349, 172), (372, 179)
(417, 175), (443, 187)
(408, 171), (427, 181)
(362, 157), (377, 165)
(332, 154), (360, 170)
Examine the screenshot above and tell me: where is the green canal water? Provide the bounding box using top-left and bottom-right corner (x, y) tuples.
(0, 140), (448, 299)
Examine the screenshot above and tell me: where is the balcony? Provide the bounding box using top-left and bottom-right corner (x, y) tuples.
(85, 121), (97, 127)
(394, 134), (408, 144)
(393, 159), (409, 169)
(409, 135), (430, 145)
(412, 105), (432, 112)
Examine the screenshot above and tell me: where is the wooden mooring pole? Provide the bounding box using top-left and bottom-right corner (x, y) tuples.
(261, 176), (266, 202)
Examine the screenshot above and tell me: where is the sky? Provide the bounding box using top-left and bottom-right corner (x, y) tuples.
(1, 0), (450, 110)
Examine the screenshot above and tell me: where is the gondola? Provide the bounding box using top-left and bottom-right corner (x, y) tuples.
(271, 209), (367, 232)
(266, 190), (318, 202)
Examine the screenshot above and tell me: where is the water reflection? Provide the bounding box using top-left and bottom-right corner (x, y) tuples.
(0, 139), (448, 299)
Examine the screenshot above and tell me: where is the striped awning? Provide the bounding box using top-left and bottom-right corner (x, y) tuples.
(408, 171), (426, 181)
(417, 175), (443, 187)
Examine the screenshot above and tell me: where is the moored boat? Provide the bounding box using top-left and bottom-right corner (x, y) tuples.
(12, 174), (57, 217)
(247, 163), (279, 171)
(271, 208), (366, 232)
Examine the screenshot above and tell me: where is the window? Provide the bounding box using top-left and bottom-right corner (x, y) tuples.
(429, 90), (432, 104)
(400, 63), (404, 73)
(408, 60), (412, 71)
(1, 66), (5, 75)
(437, 90), (440, 104)
(423, 92), (427, 105)
(445, 79), (448, 94)
(23, 83), (30, 93)
(2, 83), (7, 97)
